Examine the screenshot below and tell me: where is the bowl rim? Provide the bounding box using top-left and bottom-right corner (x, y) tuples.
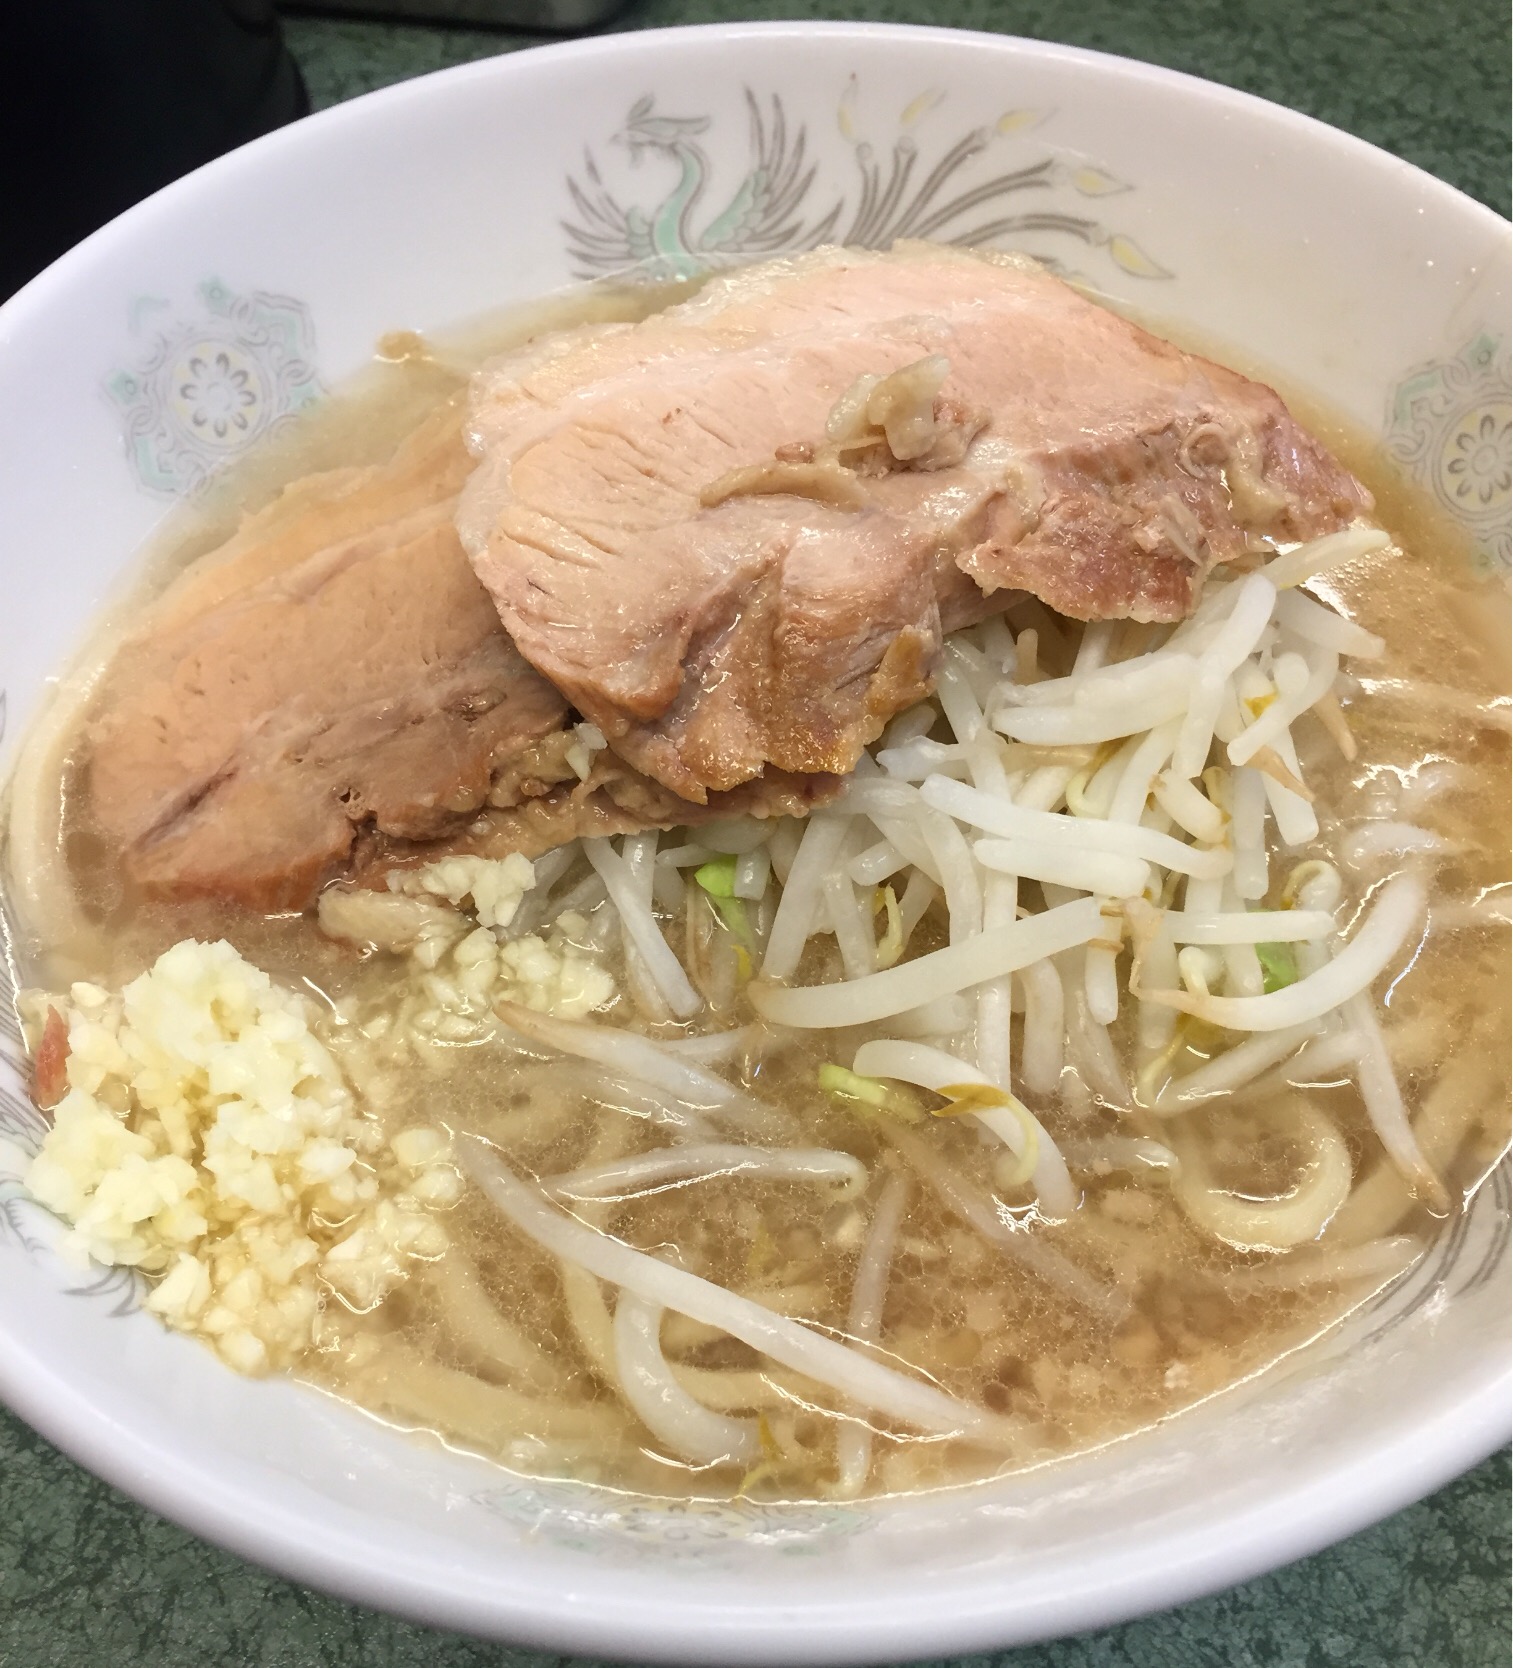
(3, 16), (1507, 340)
(3, 1300), (1506, 1662)
(0, 19), (1508, 1663)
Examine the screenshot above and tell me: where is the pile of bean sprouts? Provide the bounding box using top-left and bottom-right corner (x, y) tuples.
(443, 524), (1490, 1477)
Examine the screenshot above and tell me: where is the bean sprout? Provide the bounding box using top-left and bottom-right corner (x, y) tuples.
(547, 1144), (867, 1202)
(834, 1173), (912, 1498)
(750, 897), (1105, 1029)
(850, 1039), (1076, 1220)
(1138, 874), (1426, 1031)
(461, 1139), (1002, 1440)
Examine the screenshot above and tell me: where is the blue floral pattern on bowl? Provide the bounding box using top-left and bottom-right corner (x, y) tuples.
(105, 279), (322, 498)
(564, 87), (1171, 286)
(1384, 332), (1511, 571)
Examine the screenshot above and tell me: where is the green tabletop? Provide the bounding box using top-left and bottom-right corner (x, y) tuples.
(1, 4), (1508, 1664)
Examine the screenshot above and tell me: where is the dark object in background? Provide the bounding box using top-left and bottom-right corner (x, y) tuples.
(289, 0), (627, 25)
(0, 2), (308, 300)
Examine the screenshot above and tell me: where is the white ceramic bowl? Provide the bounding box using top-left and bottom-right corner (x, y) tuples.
(0, 23), (1507, 1663)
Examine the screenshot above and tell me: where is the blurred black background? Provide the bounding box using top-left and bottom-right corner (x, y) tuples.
(1, 3), (309, 299)
(0, 1), (646, 301)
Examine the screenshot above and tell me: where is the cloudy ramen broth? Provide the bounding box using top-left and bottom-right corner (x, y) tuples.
(4, 279), (1509, 1504)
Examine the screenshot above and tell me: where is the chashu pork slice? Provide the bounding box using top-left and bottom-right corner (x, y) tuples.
(84, 401), (842, 911)
(87, 402), (572, 911)
(459, 242), (1370, 805)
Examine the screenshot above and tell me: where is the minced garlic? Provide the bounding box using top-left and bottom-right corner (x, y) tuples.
(321, 850), (618, 1037)
(390, 852), (535, 931)
(21, 939), (459, 1375)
